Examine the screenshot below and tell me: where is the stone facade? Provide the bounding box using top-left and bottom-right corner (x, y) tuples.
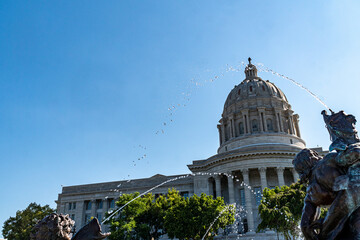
(56, 59), (326, 239)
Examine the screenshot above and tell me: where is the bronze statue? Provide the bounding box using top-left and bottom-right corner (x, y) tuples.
(293, 110), (360, 240)
(72, 218), (110, 240)
(30, 213), (74, 240)
(31, 214), (110, 240)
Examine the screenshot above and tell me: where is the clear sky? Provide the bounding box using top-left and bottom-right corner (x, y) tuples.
(1, 0), (360, 236)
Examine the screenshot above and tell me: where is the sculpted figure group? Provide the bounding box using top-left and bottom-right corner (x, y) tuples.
(31, 213), (110, 240)
(294, 110), (360, 240)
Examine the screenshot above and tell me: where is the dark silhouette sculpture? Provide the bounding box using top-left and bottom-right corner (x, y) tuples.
(72, 218), (110, 240)
(293, 110), (360, 240)
(31, 214), (110, 240)
(30, 213), (74, 240)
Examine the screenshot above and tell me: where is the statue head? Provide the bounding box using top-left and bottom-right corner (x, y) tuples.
(30, 213), (74, 240)
(293, 148), (322, 184)
(322, 110), (359, 151)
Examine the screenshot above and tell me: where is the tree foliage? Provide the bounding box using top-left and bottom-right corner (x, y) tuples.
(2, 202), (55, 240)
(257, 182), (306, 240)
(107, 189), (235, 240)
(164, 192), (235, 240)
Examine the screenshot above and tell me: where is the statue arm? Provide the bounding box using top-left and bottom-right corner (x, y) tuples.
(301, 197), (320, 240)
(336, 144), (360, 166)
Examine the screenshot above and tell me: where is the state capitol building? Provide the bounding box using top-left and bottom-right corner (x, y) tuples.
(57, 59), (325, 239)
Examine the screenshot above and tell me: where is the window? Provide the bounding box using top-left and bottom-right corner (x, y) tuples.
(71, 214), (75, 220)
(254, 187), (262, 205)
(109, 199), (115, 209)
(68, 203), (72, 211)
(266, 118), (273, 131)
(239, 122), (244, 135)
(252, 119), (258, 132)
(240, 189), (246, 206)
(84, 214), (91, 224)
(96, 200), (103, 209)
(73, 202), (76, 209)
(96, 213), (102, 221)
(249, 86), (253, 92)
(180, 191), (189, 199)
(85, 201), (92, 211)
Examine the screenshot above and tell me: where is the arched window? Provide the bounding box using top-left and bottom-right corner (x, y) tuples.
(252, 119), (258, 132)
(239, 122), (244, 135)
(266, 118), (273, 131)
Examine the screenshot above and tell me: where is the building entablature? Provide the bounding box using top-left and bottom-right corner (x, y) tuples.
(188, 149), (300, 173)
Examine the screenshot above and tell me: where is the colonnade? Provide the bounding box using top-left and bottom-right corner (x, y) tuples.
(206, 167), (299, 233)
(218, 108), (301, 144)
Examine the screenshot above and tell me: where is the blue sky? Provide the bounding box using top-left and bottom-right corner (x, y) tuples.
(1, 0), (360, 236)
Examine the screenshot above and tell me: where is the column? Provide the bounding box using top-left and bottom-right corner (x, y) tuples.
(262, 113), (268, 132)
(241, 168), (255, 233)
(220, 124), (226, 143)
(242, 114), (247, 134)
(227, 173), (235, 203)
(258, 167), (267, 191)
(91, 200), (96, 218)
(246, 114), (251, 134)
(215, 175), (222, 198)
(75, 201), (85, 229)
(61, 203), (66, 213)
(217, 125), (222, 145)
(277, 167), (285, 186)
(293, 114), (301, 138)
(209, 178), (214, 197)
(242, 109), (251, 134)
(291, 168), (299, 182)
(274, 109), (281, 132)
(102, 199), (109, 232)
(278, 112), (284, 132)
(288, 116), (295, 135)
(229, 118), (234, 138)
(257, 108), (265, 132)
(231, 115), (236, 137)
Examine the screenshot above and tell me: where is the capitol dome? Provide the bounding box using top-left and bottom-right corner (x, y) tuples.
(217, 58), (305, 153)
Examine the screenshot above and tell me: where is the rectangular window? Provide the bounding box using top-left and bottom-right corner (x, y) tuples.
(97, 200), (103, 209)
(73, 202), (76, 209)
(254, 187), (262, 205)
(240, 189), (246, 206)
(180, 191), (189, 199)
(85, 201), (92, 211)
(84, 214), (91, 224)
(109, 199), (115, 209)
(68, 203), (72, 210)
(71, 214), (75, 220)
(96, 213), (102, 221)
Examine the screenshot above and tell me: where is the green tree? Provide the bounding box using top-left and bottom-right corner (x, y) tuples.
(107, 192), (169, 240)
(2, 202), (55, 240)
(107, 189), (235, 240)
(257, 182), (306, 240)
(164, 193), (235, 240)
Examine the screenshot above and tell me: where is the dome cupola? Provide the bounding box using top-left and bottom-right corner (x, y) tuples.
(217, 58), (305, 153)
